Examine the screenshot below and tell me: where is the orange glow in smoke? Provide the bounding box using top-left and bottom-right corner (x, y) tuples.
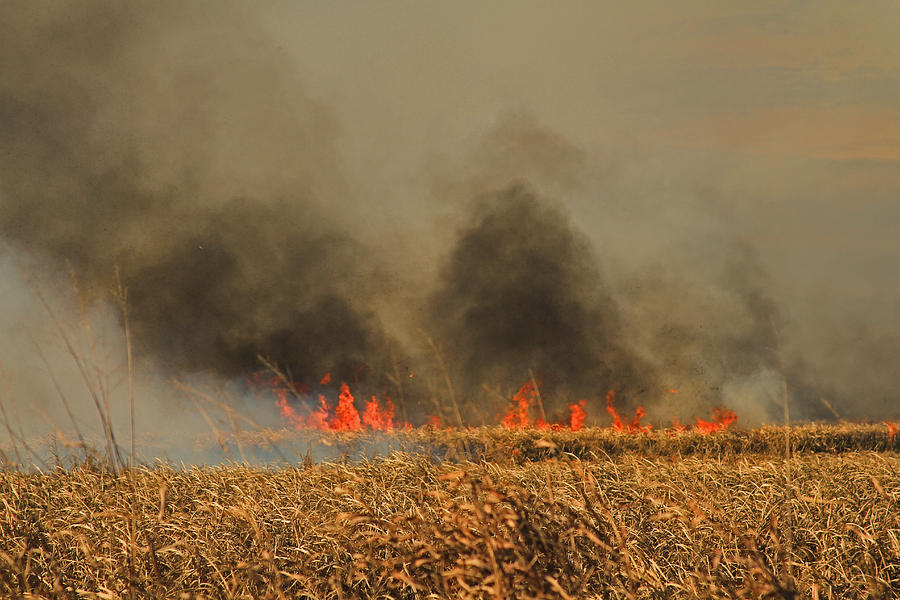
(319, 372), (332, 386)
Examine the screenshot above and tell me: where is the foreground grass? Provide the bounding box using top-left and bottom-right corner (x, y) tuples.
(1, 431), (898, 599)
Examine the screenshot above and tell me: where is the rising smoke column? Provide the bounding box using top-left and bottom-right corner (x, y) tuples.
(429, 184), (654, 413)
(0, 2), (393, 384)
(2, 3), (893, 431)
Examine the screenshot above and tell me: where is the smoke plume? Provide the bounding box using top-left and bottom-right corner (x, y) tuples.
(429, 184), (653, 408)
(0, 2), (392, 384)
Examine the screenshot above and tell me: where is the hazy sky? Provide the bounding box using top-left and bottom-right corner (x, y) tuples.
(261, 1), (900, 299)
(265, 2), (899, 161)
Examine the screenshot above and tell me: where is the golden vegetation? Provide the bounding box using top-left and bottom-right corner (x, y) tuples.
(197, 422), (900, 464)
(1, 428), (899, 599)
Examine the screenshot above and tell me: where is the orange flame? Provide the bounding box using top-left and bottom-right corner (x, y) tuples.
(500, 380), (589, 431)
(266, 374), (398, 432)
(329, 383), (362, 431)
(668, 417), (687, 436)
(630, 406), (649, 432)
(308, 395), (330, 430)
(501, 381), (538, 428)
(263, 371), (742, 434)
(605, 389), (623, 430)
(363, 395), (394, 430)
(695, 407), (737, 434)
(605, 390), (650, 433)
(273, 387), (302, 428)
(886, 422), (898, 441)
(569, 400), (587, 431)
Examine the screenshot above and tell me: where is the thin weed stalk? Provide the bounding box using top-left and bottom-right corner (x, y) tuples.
(425, 334), (463, 428)
(29, 281), (121, 471)
(114, 269), (136, 470)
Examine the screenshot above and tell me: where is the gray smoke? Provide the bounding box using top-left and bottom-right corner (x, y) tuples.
(0, 2), (393, 385)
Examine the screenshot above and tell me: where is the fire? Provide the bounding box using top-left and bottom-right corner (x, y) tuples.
(499, 380), (588, 431)
(887, 422), (898, 441)
(695, 407), (738, 434)
(501, 381), (538, 428)
(363, 395), (394, 430)
(331, 383), (363, 431)
(308, 395), (330, 430)
(261, 370), (741, 435)
(273, 388), (302, 428)
(264, 373), (395, 432)
(569, 400), (587, 431)
(605, 389), (623, 430)
(669, 417), (687, 435)
(605, 389), (651, 433)
(630, 406), (650, 433)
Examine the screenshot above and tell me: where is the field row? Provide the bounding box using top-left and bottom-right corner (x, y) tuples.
(191, 422), (900, 465)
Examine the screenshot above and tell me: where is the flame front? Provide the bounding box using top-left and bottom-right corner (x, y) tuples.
(263, 373), (395, 432)
(695, 407), (738, 434)
(499, 380), (587, 431)
(605, 389), (651, 433)
(363, 396), (394, 430)
(569, 400), (587, 431)
(262, 372), (740, 434)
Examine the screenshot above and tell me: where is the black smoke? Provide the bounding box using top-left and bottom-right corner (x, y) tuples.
(429, 184), (653, 409)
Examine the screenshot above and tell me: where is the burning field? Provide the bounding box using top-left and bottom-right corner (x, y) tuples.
(1, 375), (899, 598)
(2, 1), (900, 598)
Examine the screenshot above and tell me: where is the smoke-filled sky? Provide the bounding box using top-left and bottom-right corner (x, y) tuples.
(0, 1), (898, 449)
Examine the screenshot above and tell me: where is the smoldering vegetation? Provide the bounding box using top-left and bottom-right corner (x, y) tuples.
(0, 0), (897, 445)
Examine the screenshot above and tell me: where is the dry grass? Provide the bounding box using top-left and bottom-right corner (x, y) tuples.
(1, 427), (899, 599)
(192, 422), (900, 465)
